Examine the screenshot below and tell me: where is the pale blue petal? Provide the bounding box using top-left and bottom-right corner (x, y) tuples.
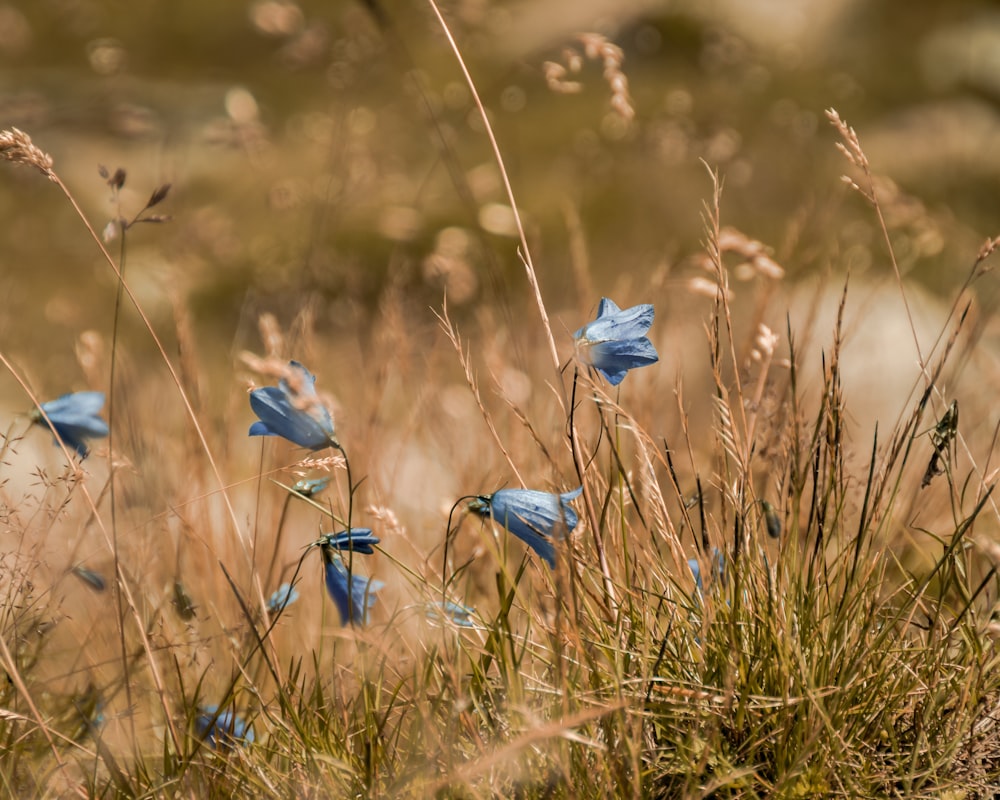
(35, 391), (109, 457)
(574, 300), (655, 343)
(41, 391), (106, 417)
(266, 583), (300, 612)
(426, 601), (477, 628)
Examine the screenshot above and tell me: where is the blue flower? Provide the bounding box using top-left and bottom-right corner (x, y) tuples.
(468, 487), (583, 568)
(292, 476), (331, 497)
(195, 705), (255, 749)
(574, 297), (659, 385)
(322, 549), (384, 626)
(688, 548), (724, 593)
(266, 582), (299, 613)
(426, 600), (477, 628)
(71, 565), (107, 592)
(248, 361), (337, 450)
(317, 528), (380, 555)
(687, 557), (703, 592)
(30, 391), (109, 458)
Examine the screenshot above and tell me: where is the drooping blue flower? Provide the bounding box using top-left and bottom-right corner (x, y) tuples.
(266, 582), (300, 613)
(574, 297), (659, 385)
(426, 600), (477, 629)
(317, 528), (380, 555)
(322, 549), (384, 626)
(195, 705), (255, 749)
(292, 475), (331, 497)
(468, 487), (583, 568)
(248, 361), (337, 450)
(30, 391), (109, 458)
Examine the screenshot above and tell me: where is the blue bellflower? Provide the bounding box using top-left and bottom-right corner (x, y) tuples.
(249, 361), (337, 450)
(468, 487), (583, 568)
(196, 705), (255, 749)
(426, 600), (477, 628)
(688, 548), (724, 593)
(322, 549), (384, 626)
(318, 528), (380, 555)
(574, 297), (659, 385)
(266, 582), (300, 613)
(31, 391), (109, 458)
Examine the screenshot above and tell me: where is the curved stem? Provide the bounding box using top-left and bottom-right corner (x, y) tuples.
(425, 0), (560, 378)
(568, 367), (617, 612)
(335, 442), (356, 622)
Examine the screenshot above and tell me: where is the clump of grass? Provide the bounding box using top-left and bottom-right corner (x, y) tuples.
(3, 18), (1000, 800)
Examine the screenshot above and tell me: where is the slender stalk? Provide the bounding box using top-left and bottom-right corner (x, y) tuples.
(425, 0), (560, 378)
(568, 367), (616, 611)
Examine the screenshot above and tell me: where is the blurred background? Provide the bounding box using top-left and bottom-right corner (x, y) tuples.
(3, 1), (1000, 753)
(1, 0), (999, 404)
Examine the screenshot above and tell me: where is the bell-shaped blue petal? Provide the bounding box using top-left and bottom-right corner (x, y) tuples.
(196, 705), (255, 749)
(469, 487), (582, 568)
(574, 298), (659, 385)
(266, 582), (300, 613)
(426, 600), (477, 628)
(322, 550), (383, 626)
(248, 361), (337, 450)
(31, 391), (109, 458)
(318, 528), (380, 555)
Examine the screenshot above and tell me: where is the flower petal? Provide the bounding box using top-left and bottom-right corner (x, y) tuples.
(196, 706), (255, 748)
(574, 300), (655, 343)
(266, 583), (300, 612)
(589, 338), (659, 385)
(322, 551), (382, 625)
(319, 528), (380, 555)
(34, 392), (109, 457)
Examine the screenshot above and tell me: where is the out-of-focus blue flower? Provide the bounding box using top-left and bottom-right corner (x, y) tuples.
(71, 565), (106, 592)
(322, 549), (384, 626)
(426, 600), (477, 628)
(30, 391), (109, 458)
(687, 558), (703, 592)
(688, 548), (724, 593)
(292, 476), (331, 497)
(468, 487), (583, 568)
(317, 528), (380, 555)
(196, 705), (255, 749)
(248, 361), (337, 450)
(266, 582), (299, 613)
(574, 297), (659, 385)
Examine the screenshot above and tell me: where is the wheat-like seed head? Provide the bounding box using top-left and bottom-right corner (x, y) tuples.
(0, 127), (54, 177)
